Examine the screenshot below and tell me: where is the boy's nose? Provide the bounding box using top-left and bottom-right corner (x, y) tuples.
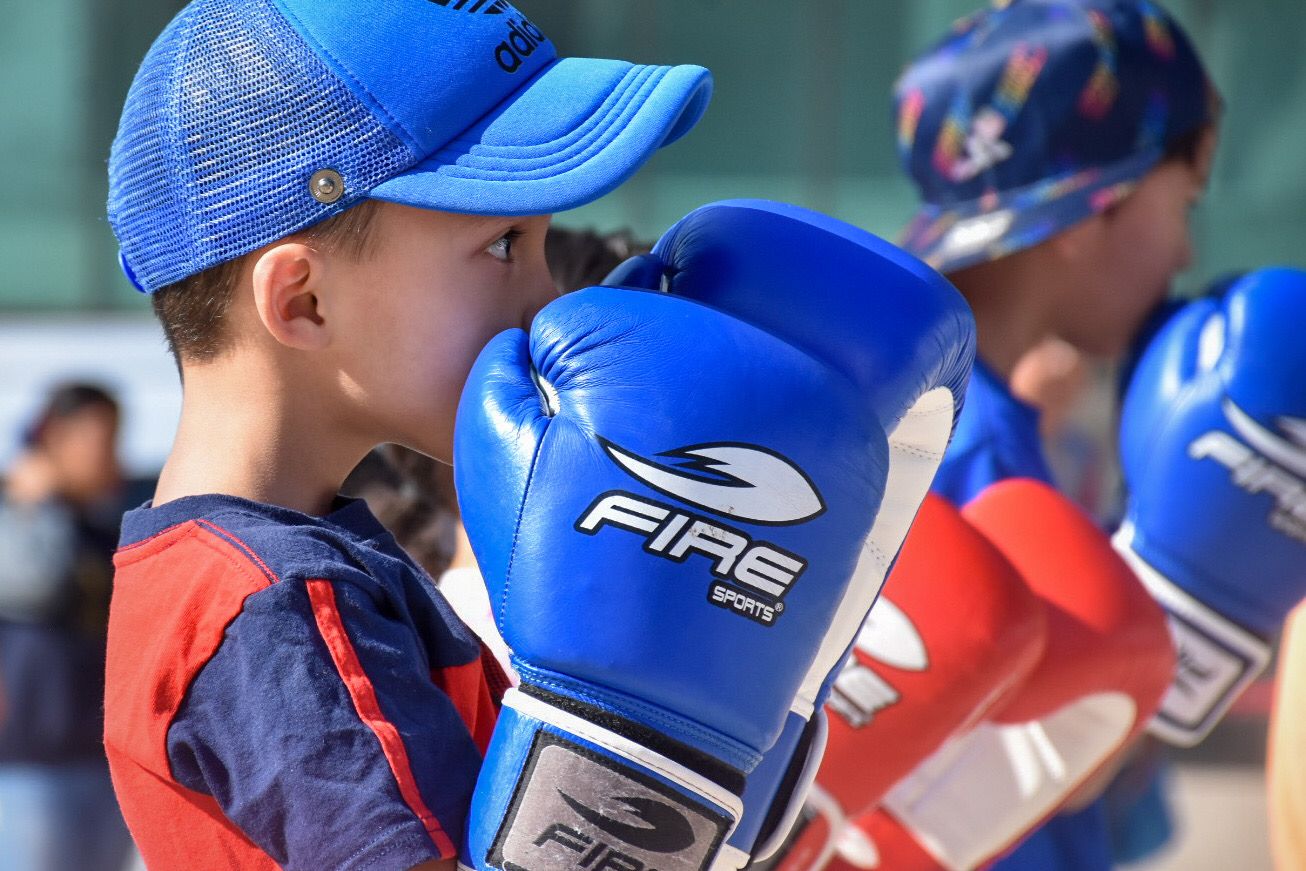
(1177, 233), (1195, 272)
(522, 267), (560, 327)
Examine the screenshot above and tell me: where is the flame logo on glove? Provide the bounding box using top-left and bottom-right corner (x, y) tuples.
(577, 438), (821, 626)
(600, 439), (825, 526)
(856, 598), (930, 672)
(557, 791), (695, 854)
(830, 598), (929, 729)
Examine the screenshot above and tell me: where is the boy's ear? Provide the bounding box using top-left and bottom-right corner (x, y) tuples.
(1048, 212), (1107, 266)
(249, 242), (331, 351)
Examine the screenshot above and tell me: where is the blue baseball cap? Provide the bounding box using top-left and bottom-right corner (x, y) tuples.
(108, 0), (712, 293)
(895, 0), (1216, 274)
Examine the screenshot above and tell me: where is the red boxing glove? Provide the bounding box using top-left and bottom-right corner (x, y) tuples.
(841, 480), (1175, 871)
(769, 493), (1046, 871)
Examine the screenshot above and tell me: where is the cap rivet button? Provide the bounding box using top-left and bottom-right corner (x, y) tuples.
(310, 169), (344, 204)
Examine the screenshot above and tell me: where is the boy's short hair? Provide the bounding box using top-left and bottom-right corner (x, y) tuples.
(894, 0), (1218, 273)
(108, 0), (712, 313)
(151, 200), (380, 363)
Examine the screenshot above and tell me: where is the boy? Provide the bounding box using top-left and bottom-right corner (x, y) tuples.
(891, 0), (1217, 867)
(102, 1), (711, 867)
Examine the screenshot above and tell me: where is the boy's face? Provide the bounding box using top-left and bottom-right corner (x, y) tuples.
(330, 203), (557, 463)
(1059, 127), (1217, 359)
(42, 406), (122, 506)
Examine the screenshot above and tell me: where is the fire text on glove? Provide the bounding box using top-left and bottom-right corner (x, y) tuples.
(575, 492), (806, 626)
(1190, 429), (1306, 544)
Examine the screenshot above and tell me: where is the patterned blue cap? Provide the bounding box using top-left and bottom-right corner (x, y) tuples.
(108, 0), (713, 293)
(896, 0), (1215, 273)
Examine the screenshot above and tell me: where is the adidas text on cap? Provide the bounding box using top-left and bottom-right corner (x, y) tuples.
(108, 0), (713, 293)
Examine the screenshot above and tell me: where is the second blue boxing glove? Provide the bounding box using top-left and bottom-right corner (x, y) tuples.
(1116, 267), (1306, 746)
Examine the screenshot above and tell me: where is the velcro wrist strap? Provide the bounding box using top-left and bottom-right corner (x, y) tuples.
(1113, 527), (1271, 747)
(470, 687), (739, 871)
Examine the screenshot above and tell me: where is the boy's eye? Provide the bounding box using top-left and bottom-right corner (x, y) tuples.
(486, 230), (521, 262)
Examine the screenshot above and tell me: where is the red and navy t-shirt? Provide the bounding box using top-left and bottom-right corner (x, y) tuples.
(105, 494), (506, 870)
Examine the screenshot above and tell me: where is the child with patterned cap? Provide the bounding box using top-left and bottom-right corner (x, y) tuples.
(883, 1), (1218, 868)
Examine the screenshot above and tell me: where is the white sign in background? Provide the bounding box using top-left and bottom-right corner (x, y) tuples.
(0, 317), (181, 478)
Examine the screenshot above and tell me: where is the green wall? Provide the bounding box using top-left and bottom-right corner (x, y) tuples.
(3, 0), (1301, 312)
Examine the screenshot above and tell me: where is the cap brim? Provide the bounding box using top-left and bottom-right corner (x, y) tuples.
(369, 57), (711, 216)
(900, 148), (1162, 274)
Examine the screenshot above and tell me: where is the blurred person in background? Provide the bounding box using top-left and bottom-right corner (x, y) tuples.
(1271, 605), (1306, 869)
(881, 0), (1220, 867)
(0, 383), (133, 870)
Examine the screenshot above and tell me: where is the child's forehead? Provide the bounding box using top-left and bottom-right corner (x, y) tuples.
(377, 204), (549, 235)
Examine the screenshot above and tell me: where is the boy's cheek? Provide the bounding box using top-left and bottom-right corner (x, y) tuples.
(379, 269), (536, 457)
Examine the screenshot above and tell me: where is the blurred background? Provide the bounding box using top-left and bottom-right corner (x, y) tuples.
(2, 1), (1300, 868)
(5, 0), (1305, 469)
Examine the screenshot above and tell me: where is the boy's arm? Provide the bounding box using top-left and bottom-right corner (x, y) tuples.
(149, 566), (488, 870)
(410, 861), (456, 871)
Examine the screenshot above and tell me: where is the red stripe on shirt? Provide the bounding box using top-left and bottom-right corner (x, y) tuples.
(305, 579), (457, 858)
(429, 646), (503, 757)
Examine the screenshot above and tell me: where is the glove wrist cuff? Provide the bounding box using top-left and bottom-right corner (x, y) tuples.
(514, 663), (760, 775)
(1113, 524), (1271, 747)
(466, 687), (741, 870)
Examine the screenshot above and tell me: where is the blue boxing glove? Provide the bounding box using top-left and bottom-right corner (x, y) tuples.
(1115, 267), (1306, 746)
(604, 199), (975, 863)
(457, 286), (892, 871)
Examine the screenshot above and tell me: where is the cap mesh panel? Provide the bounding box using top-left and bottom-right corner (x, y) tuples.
(108, 0), (417, 292)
